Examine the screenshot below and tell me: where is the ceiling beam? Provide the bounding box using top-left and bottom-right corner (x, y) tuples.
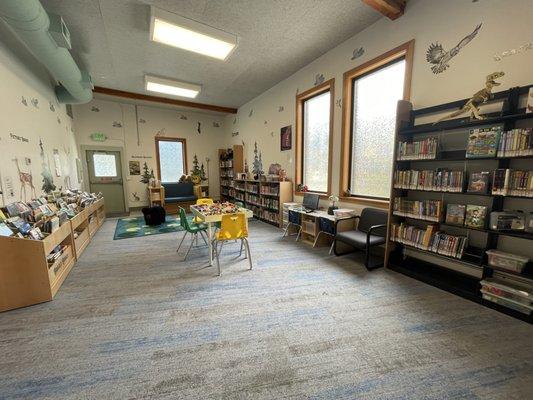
(92, 86), (238, 114)
(361, 0), (406, 20)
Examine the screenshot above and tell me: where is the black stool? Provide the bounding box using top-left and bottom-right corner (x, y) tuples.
(142, 206), (166, 226)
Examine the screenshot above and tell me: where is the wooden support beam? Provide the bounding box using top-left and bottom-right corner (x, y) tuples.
(92, 86), (238, 114)
(362, 0), (406, 20)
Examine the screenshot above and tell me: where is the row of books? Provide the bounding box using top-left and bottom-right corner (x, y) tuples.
(497, 128), (533, 157)
(219, 160), (233, 168)
(492, 169), (533, 197)
(260, 186), (280, 195)
(220, 178), (233, 187)
(465, 127), (533, 158)
(390, 223), (467, 259)
(261, 198), (279, 210)
(246, 193), (261, 206)
(393, 169), (464, 192)
(445, 204), (487, 229)
(392, 198), (442, 222)
(397, 137), (438, 160)
(260, 209), (279, 224)
(0, 190), (101, 240)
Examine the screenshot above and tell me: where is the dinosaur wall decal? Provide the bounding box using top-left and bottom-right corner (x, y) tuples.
(426, 23), (482, 74)
(434, 71), (504, 124)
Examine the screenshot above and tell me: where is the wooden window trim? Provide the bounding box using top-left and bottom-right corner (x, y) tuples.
(155, 137), (188, 182)
(339, 40), (414, 204)
(295, 78), (335, 197)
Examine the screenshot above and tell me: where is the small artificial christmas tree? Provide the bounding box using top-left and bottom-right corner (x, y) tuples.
(140, 162), (152, 184)
(190, 154), (201, 177)
(252, 142), (263, 176)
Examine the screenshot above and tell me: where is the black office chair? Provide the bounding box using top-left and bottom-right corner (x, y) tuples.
(333, 207), (388, 270)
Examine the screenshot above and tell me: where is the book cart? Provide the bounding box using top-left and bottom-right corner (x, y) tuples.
(0, 198), (105, 312)
(386, 85), (533, 323)
(233, 178), (293, 227)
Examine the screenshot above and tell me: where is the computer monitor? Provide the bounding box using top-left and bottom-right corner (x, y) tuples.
(302, 193), (320, 211)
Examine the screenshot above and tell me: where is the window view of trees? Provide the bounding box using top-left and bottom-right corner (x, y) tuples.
(350, 59), (405, 198)
(303, 91), (330, 193)
(158, 140), (184, 182)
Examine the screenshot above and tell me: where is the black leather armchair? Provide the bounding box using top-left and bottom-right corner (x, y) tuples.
(333, 208), (388, 270)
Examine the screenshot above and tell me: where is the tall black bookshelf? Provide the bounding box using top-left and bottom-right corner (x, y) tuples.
(385, 84), (533, 323)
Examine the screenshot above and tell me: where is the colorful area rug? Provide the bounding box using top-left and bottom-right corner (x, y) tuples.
(113, 216), (184, 240)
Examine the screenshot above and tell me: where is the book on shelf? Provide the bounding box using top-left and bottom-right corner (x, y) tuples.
(0, 222), (14, 237)
(467, 171), (490, 194)
(397, 137), (438, 160)
(465, 127), (500, 158)
(392, 198), (442, 221)
(492, 169), (533, 197)
(465, 205), (487, 229)
(445, 204), (466, 226)
(497, 128), (533, 157)
(390, 223), (467, 259)
(393, 169), (463, 192)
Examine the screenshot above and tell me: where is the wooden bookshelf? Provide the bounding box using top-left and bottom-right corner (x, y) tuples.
(218, 145), (244, 201)
(0, 199), (105, 312)
(234, 179), (292, 227)
(386, 85), (533, 323)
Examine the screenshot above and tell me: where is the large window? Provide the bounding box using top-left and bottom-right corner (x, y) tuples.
(340, 41), (413, 201)
(296, 79), (334, 195)
(155, 137), (187, 182)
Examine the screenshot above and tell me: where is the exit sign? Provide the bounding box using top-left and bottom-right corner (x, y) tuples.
(90, 132), (107, 142)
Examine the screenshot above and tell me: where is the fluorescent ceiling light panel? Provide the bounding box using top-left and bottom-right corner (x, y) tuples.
(150, 6), (237, 60)
(145, 75), (201, 98)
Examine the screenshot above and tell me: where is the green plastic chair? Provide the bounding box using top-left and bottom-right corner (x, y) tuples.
(177, 207), (208, 260)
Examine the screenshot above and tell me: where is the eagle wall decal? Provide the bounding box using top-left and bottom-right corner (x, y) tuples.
(426, 23), (482, 74)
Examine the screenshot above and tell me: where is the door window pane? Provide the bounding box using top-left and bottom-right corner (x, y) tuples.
(158, 140), (185, 182)
(350, 59), (405, 198)
(93, 153), (117, 177)
(303, 91), (330, 193)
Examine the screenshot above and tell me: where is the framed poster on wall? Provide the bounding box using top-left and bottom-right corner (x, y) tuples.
(280, 125), (292, 151)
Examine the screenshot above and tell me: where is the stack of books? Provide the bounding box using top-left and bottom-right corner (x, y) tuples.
(492, 169), (533, 197)
(393, 169), (464, 192)
(392, 198), (442, 222)
(397, 137), (438, 160)
(497, 128), (533, 157)
(390, 223), (467, 259)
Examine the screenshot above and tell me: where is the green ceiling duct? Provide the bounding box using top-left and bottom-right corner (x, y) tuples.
(0, 0), (93, 103)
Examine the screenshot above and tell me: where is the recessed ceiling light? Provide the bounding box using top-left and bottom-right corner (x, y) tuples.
(145, 75), (201, 98)
(149, 6), (237, 60)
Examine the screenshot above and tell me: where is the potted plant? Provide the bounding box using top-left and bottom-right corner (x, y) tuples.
(328, 195), (339, 215)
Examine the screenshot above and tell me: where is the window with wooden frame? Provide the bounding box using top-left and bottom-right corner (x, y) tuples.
(155, 137), (188, 183)
(340, 40), (414, 203)
(295, 79), (334, 196)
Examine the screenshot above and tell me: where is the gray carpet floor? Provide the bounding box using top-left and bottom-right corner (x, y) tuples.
(1, 219), (532, 399)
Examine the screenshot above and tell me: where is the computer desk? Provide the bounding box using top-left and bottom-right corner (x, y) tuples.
(284, 207), (357, 251)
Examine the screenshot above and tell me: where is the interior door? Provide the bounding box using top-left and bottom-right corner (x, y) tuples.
(86, 150), (125, 215)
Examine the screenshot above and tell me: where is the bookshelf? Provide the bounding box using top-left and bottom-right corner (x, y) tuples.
(0, 198), (105, 312)
(386, 84), (533, 323)
(218, 145), (244, 201)
(234, 179), (293, 227)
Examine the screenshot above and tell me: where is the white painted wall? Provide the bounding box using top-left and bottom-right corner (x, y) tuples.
(223, 0), (533, 214)
(0, 23), (79, 207)
(73, 98), (226, 208)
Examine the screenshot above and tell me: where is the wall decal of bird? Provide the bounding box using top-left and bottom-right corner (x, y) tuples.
(426, 23), (482, 74)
